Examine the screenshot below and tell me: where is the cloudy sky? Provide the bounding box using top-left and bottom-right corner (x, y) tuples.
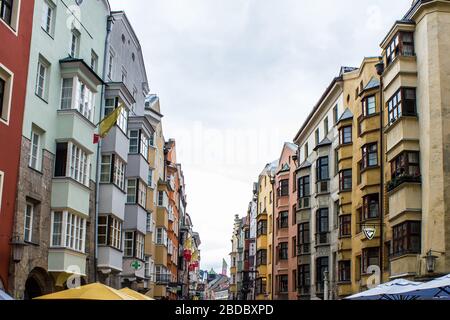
(108, 0), (412, 272)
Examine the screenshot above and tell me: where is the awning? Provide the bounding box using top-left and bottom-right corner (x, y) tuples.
(34, 283), (136, 300)
(0, 289), (14, 300)
(396, 274), (450, 299)
(346, 279), (422, 300)
(119, 288), (154, 300)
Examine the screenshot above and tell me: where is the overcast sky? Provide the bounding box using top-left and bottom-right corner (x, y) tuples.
(108, 0), (412, 273)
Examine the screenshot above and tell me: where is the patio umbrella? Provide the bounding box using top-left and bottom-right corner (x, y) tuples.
(119, 288), (154, 300)
(396, 274), (450, 299)
(0, 289), (14, 300)
(346, 279), (422, 300)
(34, 283), (137, 300)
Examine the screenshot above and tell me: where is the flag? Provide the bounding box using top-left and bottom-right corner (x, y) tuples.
(93, 134), (101, 144)
(184, 236), (192, 250)
(192, 250), (199, 262)
(98, 104), (124, 138)
(221, 259), (228, 276)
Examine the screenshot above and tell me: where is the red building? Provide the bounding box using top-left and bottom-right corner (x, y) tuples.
(0, 0), (35, 291)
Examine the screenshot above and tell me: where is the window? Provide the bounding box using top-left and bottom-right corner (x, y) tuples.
(0, 0), (13, 26)
(298, 222), (310, 254)
(129, 130), (139, 153)
(91, 50), (98, 72)
(36, 58), (49, 100)
(108, 50), (114, 79)
(333, 105), (339, 125)
(109, 216), (122, 250)
(315, 128), (320, 146)
(124, 232), (134, 257)
(70, 29), (80, 57)
(316, 209), (329, 235)
(278, 242), (288, 261)
(278, 275), (288, 293)
(113, 156), (125, 190)
(363, 194), (379, 220)
(339, 126), (352, 145)
(24, 202), (34, 242)
(387, 88), (417, 124)
(339, 215), (351, 237)
(76, 80), (94, 121)
(51, 211), (86, 252)
(29, 130), (41, 170)
(279, 211), (289, 229)
(149, 132), (155, 147)
(257, 220), (267, 237)
(362, 95), (376, 116)
(393, 221), (421, 256)
(298, 176), (310, 199)
(304, 143), (309, 159)
(100, 155), (112, 183)
(41, 1), (55, 35)
(156, 228), (168, 246)
(362, 248), (379, 274)
(158, 190), (167, 207)
(51, 211), (63, 246)
(338, 261), (351, 282)
(60, 78), (73, 110)
(362, 143), (378, 169)
(140, 131), (149, 160)
(138, 179), (147, 207)
(97, 216), (108, 245)
(339, 169), (352, 192)
(146, 213), (153, 233)
(255, 278), (266, 295)
(126, 179), (137, 204)
(316, 257), (329, 291)
(316, 157), (329, 181)
(136, 233), (145, 260)
(0, 77), (6, 122)
(256, 249), (267, 266)
(323, 117), (329, 136)
(292, 236), (297, 257)
(104, 97), (127, 133)
(278, 179), (289, 197)
(391, 151), (420, 180)
(386, 32), (414, 66)
(298, 265), (310, 293)
(54, 142), (89, 186)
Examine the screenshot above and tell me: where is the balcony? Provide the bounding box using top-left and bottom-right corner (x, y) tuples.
(101, 126), (129, 162)
(99, 184), (126, 220)
(385, 116), (420, 160)
(388, 179), (422, 223)
(390, 254), (419, 279)
(98, 246), (123, 272)
(56, 110), (96, 153)
(127, 154), (149, 182)
(297, 244), (311, 256)
(315, 233), (330, 246)
(51, 178), (90, 217)
(124, 204), (147, 234)
(48, 248), (87, 276)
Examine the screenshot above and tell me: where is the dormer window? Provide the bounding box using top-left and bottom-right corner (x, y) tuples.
(386, 32), (414, 66)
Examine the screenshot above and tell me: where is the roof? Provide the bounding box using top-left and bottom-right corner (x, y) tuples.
(363, 77), (380, 91)
(59, 57), (105, 84)
(313, 137), (332, 151)
(277, 163), (290, 174)
(298, 160), (312, 170)
(337, 108), (354, 124)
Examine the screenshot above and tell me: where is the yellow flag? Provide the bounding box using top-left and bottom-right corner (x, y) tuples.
(192, 250), (199, 262)
(99, 104), (124, 138)
(184, 236), (192, 250)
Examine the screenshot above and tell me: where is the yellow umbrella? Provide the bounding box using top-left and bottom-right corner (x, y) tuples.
(34, 283), (137, 300)
(119, 288), (154, 300)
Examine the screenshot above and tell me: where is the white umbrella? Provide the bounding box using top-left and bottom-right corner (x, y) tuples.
(0, 289), (14, 300)
(396, 274), (450, 299)
(346, 279), (422, 300)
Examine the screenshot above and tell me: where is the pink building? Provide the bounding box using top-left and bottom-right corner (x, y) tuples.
(273, 143), (298, 300)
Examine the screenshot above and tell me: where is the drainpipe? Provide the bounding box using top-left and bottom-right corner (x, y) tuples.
(270, 175), (276, 299)
(375, 59), (385, 284)
(94, 15), (113, 283)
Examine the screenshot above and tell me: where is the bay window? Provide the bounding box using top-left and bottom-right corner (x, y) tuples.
(124, 231), (134, 257)
(386, 32), (414, 66)
(387, 88), (417, 124)
(279, 211), (289, 229)
(339, 126), (352, 145)
(140, 131), (149, 160)
(363, 194), (379, 220)
(362, 143), (378, 169)
(60, 77), (96, 122)
(51, 211), (86, 253)
(393, 221), (421, 256)
(113, 156), (125, 190)
(104, 97), (128, 133)
(126, 179), (147, 205)
(298, 265), (310, 294)
(339, 215), (351, 237)
(338, 261), (351, 282)
(362, 95), (376, 116)
(100, 154), (125, 190)
(298, 222), (310, 254)
(136, 233), (145, 261)
(129, 130), (139, 153)
(297, 175), (310, 200)
(278, 243), (288, 261)
(316, 157), (329, 181)
(256, 250), (267, 266)
(129, 129), (149, 160)
(339, 169), (352, 192)
(316, 209), (329, 244)
(278, 179), (289, 197)
(156, 228), (168, 246)
(97, 215), (122, 250)
(391, 151), (420, 180)
(316, 257), (329, 292)
(257, 220), (267, 237)
(362, 247), (379, 274)
(54, 142), (90, 187)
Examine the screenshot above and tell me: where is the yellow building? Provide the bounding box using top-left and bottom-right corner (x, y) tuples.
(255, 161), (277, 300)
(229, 215), (240, 300)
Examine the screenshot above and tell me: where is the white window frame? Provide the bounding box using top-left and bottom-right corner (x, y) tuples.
(24, 202), (34, 242)
(124, 231), (134, 257)
(129, 130), (139, 154)
(97, 215), (108, 246)
(140, 132), (148, 160)
(51, 211), (63, 247)
(75, 77), (95, 122)
(0, 63), (13, 125)
(110, 216), (122, 250)
(35, 56), (49, 100)
(146, 212), (152, 233)
(69, 142), (89, 186)
(50, 211), (86, 253)
(29, 129), (41, 171)
(113, 156), (125, 190)
(100, 154), (112, 183)
(60, 77), (74, 110)
(69, 28), (80, 58)
(136, 233), (145, 261)
(126, 179), (137, 204)
(41, 0), (55, 36)
(138, 180), (147, 208)
(0, 0), (21, 35)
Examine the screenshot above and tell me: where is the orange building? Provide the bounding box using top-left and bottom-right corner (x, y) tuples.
(165, 139), (180, 300)
(273, 143), (298, 300)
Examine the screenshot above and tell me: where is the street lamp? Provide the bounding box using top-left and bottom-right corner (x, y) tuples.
(425, 250), (440, 273)
(375, 60), (385, 76)
(10, 235), (27, 263)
